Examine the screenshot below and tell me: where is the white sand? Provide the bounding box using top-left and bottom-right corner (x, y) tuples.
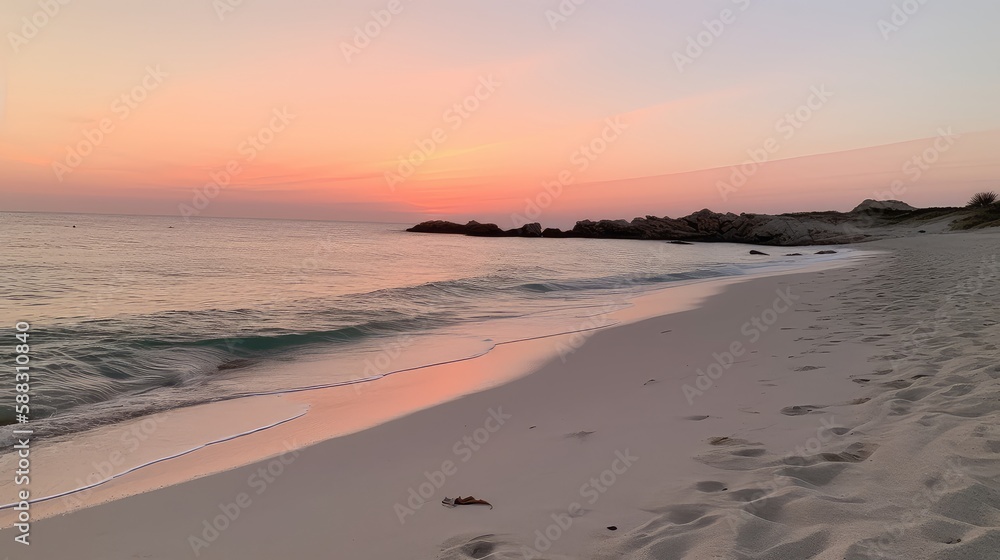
(1, 231), (998, 559)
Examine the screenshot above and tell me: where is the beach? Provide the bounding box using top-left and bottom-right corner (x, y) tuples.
(7, 1), (999, 557)
(2, 230), (999, 559)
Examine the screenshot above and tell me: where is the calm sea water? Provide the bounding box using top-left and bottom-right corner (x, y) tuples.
(1, 212), (849, 443)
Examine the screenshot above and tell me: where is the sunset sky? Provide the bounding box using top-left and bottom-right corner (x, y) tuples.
(2, 0), (998, 227)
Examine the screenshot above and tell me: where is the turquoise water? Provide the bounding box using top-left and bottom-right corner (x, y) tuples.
(0, 212), (849, 442)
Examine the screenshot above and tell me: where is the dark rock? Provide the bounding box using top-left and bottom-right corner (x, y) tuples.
(516, 223), (543, 237)
(668, 241), (694, 245)
(571, 219), (644, 239)
(852, 199), (916, 212)
(464, 221), (506, 237)
(815, 250), (837, 255)
(408, 220), (538, 238)
(785, 253), (803, 256)
(406, 200), (987, 246)
(749, 250), (769, 255)
(406, 220), (470, 235)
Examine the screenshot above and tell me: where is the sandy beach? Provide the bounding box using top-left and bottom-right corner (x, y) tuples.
(2, 231), (999, 559)
(6, 1), (999, 557)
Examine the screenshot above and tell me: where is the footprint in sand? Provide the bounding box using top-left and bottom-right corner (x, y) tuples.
(696, 438), (776, 472)
(694, 481), (728, 493)
(894, 386), (936, 402)
(881, 379), (913, 390)
(776, 462), (851, 487)
(940, 384), (975, 397)
(780, 405), (826, 416)
(785, 442), (879, 467)
(708, 436), (753, 446)
(438, 534), (521, 560)
(566, 430), (596, 440)
(731, 448), (768, 458)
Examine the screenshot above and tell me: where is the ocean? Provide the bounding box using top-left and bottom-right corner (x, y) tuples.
(1, 212), (851, 445)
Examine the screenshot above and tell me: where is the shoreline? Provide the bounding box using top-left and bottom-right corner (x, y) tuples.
(3, 231), (998, 559)
(0, 233), (853, 450)
(0, 252), (861, 527)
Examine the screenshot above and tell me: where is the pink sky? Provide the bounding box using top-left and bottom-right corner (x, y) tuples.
(1, 1), (998, 226)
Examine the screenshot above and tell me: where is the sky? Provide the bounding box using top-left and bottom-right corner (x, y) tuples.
(1, 0), (998, 227)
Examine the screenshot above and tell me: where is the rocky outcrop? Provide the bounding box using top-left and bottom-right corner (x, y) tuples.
(406, 221), (543, 238)
(852, 199), (916, 212)
(464, 221), (505, 237)
(407, 220), (474, 235)
(409, 213), (865, 245)
(406, 202), (984, 246)
(517, 222), (543, 238)
(562, 210), (867, 245)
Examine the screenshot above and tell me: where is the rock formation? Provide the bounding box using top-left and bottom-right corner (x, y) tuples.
(406, 202), (993, 246)
(851, 199), (916, 212)
(406, 220), (543, 238)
